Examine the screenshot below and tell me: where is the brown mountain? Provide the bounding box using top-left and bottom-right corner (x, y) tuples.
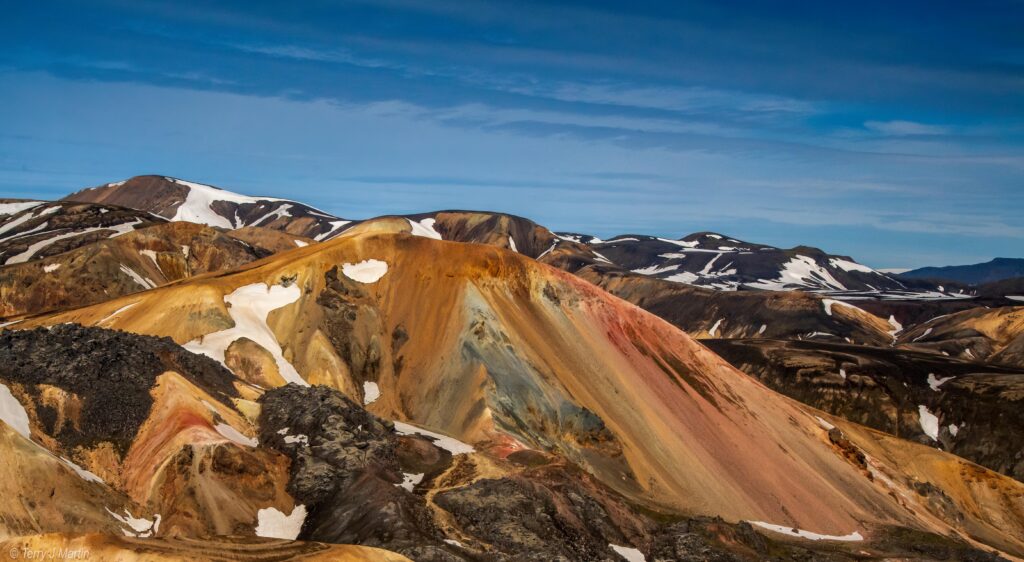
(64, 175), (353, 241)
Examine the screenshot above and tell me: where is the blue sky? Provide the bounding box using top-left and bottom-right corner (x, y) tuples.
(1, 1), (1022, 268)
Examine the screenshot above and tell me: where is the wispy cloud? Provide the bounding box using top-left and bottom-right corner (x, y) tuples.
(863, 120), (952, 136)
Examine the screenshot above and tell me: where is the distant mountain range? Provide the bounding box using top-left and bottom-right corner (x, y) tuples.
(899, 257), (1024, 285)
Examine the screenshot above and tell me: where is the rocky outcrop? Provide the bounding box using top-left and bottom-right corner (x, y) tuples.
(0, 324), (238, 453)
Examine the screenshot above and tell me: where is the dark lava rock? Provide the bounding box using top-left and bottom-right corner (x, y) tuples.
(257, 384), (459, 561)
(0, 324), (238, 454)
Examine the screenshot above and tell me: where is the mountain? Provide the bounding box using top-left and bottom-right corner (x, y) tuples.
(0, 221), (298, 318)
(9, 227), (1024, 559)
(64, 175), (353, 241)
(554, 231), (908, 293)
(900, 258), (1024, 285)
(0, 200), (161, 265)
(899, 305), (1024, 367)
(707, 338), (1024, 481)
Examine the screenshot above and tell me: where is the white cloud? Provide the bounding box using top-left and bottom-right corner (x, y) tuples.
(863, 120), (951, 136)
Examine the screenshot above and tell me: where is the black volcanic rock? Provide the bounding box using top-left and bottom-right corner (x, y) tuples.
(0, 324), (238, 453)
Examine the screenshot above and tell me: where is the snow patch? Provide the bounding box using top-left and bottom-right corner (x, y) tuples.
(342, 259), (389, 283)
(828, 257), (875, 274)
(215, 423), (258, 447)
(60, 457), (104, 484)
(708, 318), (723, 337)
(363, 381), (380, 405)
(393, 421), (475, 455)
(98, 302), (139, 325)
(758, 324), (767, 335)
(43, 263), (61, 273)
(106, 508), (161, 538)
(609, 544), (646, 561)
(408, 218), (442, 240)
(0, 383), (31, 439)
(748, 521), (863, 542)
(0, 201), (43, 216)
(912, 328), (933, 342)
(395, 472), (424, 492)
(255, 505), (307, 540)
(284, 434), (309, 445)
(314, 220), (352, 241)
(118, 264), (157, 289)
(293, 239), (308, 248)
(927, 373), (954, 391)
(918, 405), (940, 441)
(184, 283), (308, 386)
(508, 236), (518, 252)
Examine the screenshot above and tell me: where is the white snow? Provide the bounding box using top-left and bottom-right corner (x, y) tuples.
(180, 245), (190, 258)
(98, 302), (140, 325)
(106, 508), (161, 538)
(632, 264), (680, 276)
(748, 521), (863, 542)
(0, 201), (43, 216)
(927, 373), (954, 391)
(255, 505), (307, 540)
(60, 457), (105, 484)
(747, 255), (847, 291)
(758, 324), (767, 335)
(407, 218), (442, 240)
(215, 423), (258, 447)
(918, 405), (940, 441)
(284, 434), (309, 445)
(393, 421), (475, 455)
(815, 416), (836, 430)
(828, 258), (875, 274)
(139, 249), (160, 269)
(342, 259), (389, 283)
(314, 220), (353, 241)
(118, 264), (157, 289)
(43, 263), (61, 273)
(1007, 296), (1024, 302)
(819, 298), (860, 315)
(508, 236), (518, 253)
(184, 282), (308, 386)
(167, 177), (286, 229)
(609, 544), (646, 561)
(363, 381), (381, 405)
(537, 242), (558, 259)
(887, 315), (903, 333)
(592, 251), (613, 264)
(948, 424), (960, 436)
(699, 254), (722, 275)
(657, 237), (699, 248)
(663, 271), (699, 284)
(293, 240), (308, 248)
(839, 369), (847, 380)
(254, 204), (294, 227)
(912, 327), (933, 342)
(395, 472), (424, 492)
(708, 318), (723, 337)
(0, 383), (31, 439)
(444, 539), (464, 547)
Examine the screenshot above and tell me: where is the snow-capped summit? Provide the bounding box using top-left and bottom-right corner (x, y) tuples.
(65, 175), (352, 241)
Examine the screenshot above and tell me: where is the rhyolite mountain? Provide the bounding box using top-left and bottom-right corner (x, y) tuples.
(65, 175), (353, 241)
(3, 175), (1024, 559)
(900, 257), (1024, 285)
(6, 226), (1024, 560)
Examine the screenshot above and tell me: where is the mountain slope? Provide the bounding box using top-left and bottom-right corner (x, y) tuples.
(0, 201), (161, 266)
(14, 230), (1024, 557)
(899, 306), (1024, 367)
(555, 231), (907, 293)
(707, 338), (1024, 481)
(0, 222), (281, 318)
(65, 175), (353, 240)
(901, 258), (1024, 285)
